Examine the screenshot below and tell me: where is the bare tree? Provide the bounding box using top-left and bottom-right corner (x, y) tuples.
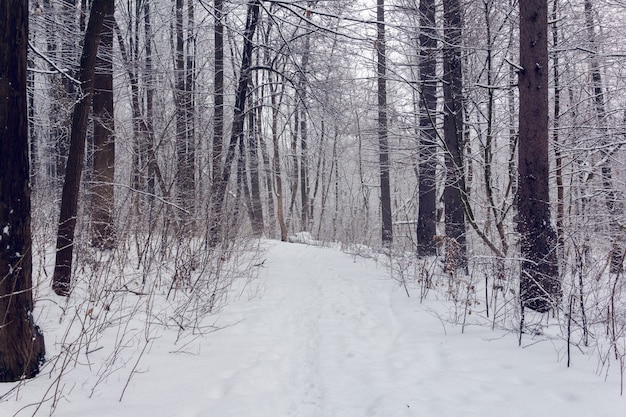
(442, 0), (467, 269)
(0, 0), (46, 381)
(91, 0), (116, 249)
(209, 0), (261, 245)
(583, 0), (624, 274)
(518, 0), (559, 312)
(416, 0), (438, 257)
(175, 0), (195, 218)
(53, 0), (109, 296)
(377, 0), (393, 247)
(214, 0), (224, 185)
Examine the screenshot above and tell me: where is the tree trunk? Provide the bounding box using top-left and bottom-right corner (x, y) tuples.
(518, 0), (560, 312)
(416, 0), (437, 257)
(144, 0), (156, 199)
(44, 0), (77, 183)
(57, 0), (80, 180)
(270, 71), (289, 242)
(185, 0), (196, 212)
(175, 0), (194, 217)
(551, 0), (565, 266)
(584, 0), (624, 273)
(377, 0), (393, 247)
(52, 0), (109, 296)
(213, 0), (224, 185)
(288, 108), (300, 229)
(0, 0), (46, 381)
(91, 0), (116, 249)
(299, 30), (311, 230)
(209, 0), (261, 245)
(248, 100), (265, 236)
(258, 104), (275, 237)
(442, 0), (467, 269)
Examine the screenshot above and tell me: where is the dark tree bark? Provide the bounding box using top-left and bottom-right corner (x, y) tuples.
(209, 0), (261, 245)
(442, 0), (467, 269)
(91, 0), (116, 249)
(416, 0), (438, 257)
(377, 0), (393, 247)
(518, 0), (560, 312)
(0, 0), (46, 382)
(52, 0), (109, 296)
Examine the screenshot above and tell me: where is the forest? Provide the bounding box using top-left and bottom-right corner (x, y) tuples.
(1, 0), (626, 400)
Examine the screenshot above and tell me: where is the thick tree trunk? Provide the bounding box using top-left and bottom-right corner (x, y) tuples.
(377, 0), (393, 247)
(52, 0), (109, 296)
(0, 0), (46, 381)
(91, 1), (116, 249)
(416, 0), (437, 257)
(518, 0), (560, 312)
(442, 0), (467, 269)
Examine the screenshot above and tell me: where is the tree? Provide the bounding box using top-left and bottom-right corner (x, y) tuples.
(209, 0), (261, 245)
(91, 0), (116, 249)
(442, 0), (467, 269)
(416, 0), (438, 257)
(0, 0), (46, 382)
(175, 0), (196, 218)
(518, 0), (559, 313)
(44, 0), (81, 182)
(53, 0), (109, 296)
(213, 0), (224, 186)
(298, 21), (312, 231)
(583, 0), (624, 273)
(377, 0), (393, 247)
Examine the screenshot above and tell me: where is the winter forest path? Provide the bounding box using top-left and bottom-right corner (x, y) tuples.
(9, 240), (624, 417)
(177, 240), (623, 417)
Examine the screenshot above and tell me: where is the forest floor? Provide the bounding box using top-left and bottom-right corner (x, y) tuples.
(2, 239), (626, 416)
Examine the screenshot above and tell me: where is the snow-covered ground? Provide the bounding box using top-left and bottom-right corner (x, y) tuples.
(3, 240), (625, 416)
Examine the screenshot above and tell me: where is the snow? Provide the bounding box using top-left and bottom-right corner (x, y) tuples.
(2, 240), (625, 416)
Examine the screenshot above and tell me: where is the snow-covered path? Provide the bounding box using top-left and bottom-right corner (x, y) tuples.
(4, 240), (625, 416)
(155, 241), (624, 417)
